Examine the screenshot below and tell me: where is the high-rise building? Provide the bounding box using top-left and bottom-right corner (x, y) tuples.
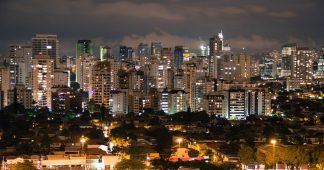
(138, 43), (150, 66)
(161, 47), (172, 65)
(8, 44), (32, 88)
(168, 89), (188, 114)
(174, 46), (184, 68)
(208, 32), (224, 78)
(173, 69), (186, 90)
(151, 42), (162, 58)
(143, 88), (159, 111)
(217, 53), (251, 81)
(281, 43), (297, 77)
(76, 40), (93, 57)
(90, 61), (111, 108)
(291, 47), (315, 81)
(100, 46), (112, 61)
(53, 69), (70, 87)
(128, 90), (143, 114)
(225, 89), (246, 119)
(0, 63), (10, 107)
(246, 89), (272, 116)
(8, 84), (33, 109)
(119, 46), (133, 62)
(183, 47), (191, 62)
(51, 87), (82, 113)
(160, 88), (169, 113)
(31, 54), (54, 110)
(107, 58), (120, 90)
(315, 54), (324, 79)
(209, 32), (224, 56)
(76, 54), (98, 91)
(191, 80), (209, 112)
(204, 91), (226, 116)
(128, 69), (144, 91)
(111, 90), (128, 115)
(32, 34), (59, 67)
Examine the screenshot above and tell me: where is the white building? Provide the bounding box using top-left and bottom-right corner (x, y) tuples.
(76, 54), (97, 91)
(31, 54), (54, 110)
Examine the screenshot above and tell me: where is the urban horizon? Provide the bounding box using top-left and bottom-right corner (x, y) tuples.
(1, 1), (324, 170)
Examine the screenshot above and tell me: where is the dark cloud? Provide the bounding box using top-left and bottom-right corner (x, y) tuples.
(0, 0), (323, 56)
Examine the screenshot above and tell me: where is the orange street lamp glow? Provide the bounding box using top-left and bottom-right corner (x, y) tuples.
(177, 138), (183, 148)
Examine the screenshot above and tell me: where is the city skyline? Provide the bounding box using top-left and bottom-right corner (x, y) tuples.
(1, 0), (324, 56)
(1, 1), (324, 170)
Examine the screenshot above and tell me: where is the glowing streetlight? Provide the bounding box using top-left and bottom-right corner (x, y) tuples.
(176, 138), (183, 148)
(80, 135), (88, 155)
(270, 139), (277, 170)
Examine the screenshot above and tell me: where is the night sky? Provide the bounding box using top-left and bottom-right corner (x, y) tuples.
(0, 0), (324, 56)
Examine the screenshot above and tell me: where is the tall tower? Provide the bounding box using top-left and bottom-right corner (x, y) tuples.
(174, 46), (184, 68)
(0, 63), (10, 107)
(118, 46), (134, 61)
(281, 43), (297, 77)
(151, 42), (162, 58)
(291, 47), (315, 81)
(90, 61), (111, 108)
(209, 32), (224, 56)
(208, 32), (224, 78)
(100, 46), (112, 61)
(76, 40), (93, 57)
(31, 54), (54, 110)
(76, 54), (98, 91)
(32, 34), (59, 67)
(8, 44), (32, 88)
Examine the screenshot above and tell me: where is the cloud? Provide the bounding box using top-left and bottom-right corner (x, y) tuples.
(268, 11), (296, 18)
(287, 37), (317, 47)
(228, 35), (280, 51)
(245, 5), (267, 13)
(93, 31), (201, 49)
(92, 1), (185, 21)
(8, 0), (185, 21)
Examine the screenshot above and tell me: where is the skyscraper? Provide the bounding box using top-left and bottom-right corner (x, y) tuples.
(8, 44), (32, 87)
(151, 42), (162, 58)
(31, 54), (54, 110)
(137, 43), (150, 66)
(291, 47), (315, 81)
(90, 61), (111, 108)
(32, 34), (59, 67)
(100, 46), (112, 61)
(76, 54), (98, 91)
(209, 32), (224, 56)
(76, 40), (93, 57)
(208, 32), (224, 78)
(119, 46), (133, 61)
(174, 46), (184, 68)
(281, 43), (297, 77)
(226, 89), (246, 119)
(0, 63), (10, 107)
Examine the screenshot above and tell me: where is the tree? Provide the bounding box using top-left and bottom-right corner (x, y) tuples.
(41, 134), (52, 154)
(282, 146), (310, 169)
(238, 145), (255, 164)
(88, 99), (99, 113)
(11, 160), (36, 170)
(87, 128), (104, 140)
(148, 127), (173, 154)
(70, 82), (80, 91)
(188, 148), (199, 157)
(310, 145), (324, 169)
(115, 159), (146, 170)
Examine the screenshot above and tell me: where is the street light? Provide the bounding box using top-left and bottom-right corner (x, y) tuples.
(80, 135), (88, 155)
(270, 139), (277, 170)
(176, 138), (183, 148)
